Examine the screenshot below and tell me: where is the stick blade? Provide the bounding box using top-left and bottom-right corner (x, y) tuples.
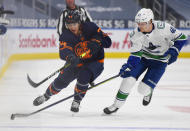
(27, 74), (39, 88)
(11, 113), (30, 120)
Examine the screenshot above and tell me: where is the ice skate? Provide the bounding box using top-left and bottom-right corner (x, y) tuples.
(143, 93), (153, 106)
(70, 100), (80, 113)
(103, 105), (119, 114)
(33, 94), (50, 106)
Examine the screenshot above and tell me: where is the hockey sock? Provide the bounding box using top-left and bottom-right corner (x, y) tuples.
(74, 69), (92, 101)
(113, 77), (136, 108)
(45, 82), (61, 97)
(74, 82), (89, 101)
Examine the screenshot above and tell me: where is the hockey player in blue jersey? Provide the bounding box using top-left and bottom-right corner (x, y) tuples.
(33, 10), (112, 113)
(103, 8), (188, 114)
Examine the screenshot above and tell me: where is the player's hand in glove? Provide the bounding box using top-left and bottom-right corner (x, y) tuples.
(66, 54), (80, 67)
(0, 25), (7, 35)
(164, 48), (178, 65)
(119, 63), (133, 78)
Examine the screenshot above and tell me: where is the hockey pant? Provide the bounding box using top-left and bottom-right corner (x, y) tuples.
(114, 57), (167, 108)
(45, 61), (104, 101)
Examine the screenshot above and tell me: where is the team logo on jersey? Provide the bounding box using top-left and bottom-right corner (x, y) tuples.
(145, 42), (161, 53)
(74, 41), (92, 59)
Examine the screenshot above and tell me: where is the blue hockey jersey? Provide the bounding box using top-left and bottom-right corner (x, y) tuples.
(59, 22), (112, 63)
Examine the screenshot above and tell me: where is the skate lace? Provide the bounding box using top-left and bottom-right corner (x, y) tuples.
(37, 96), (46, 103)
(72, 101), (80, 108)
(144, 95), (150, 102)
(108, 105), (117, 111)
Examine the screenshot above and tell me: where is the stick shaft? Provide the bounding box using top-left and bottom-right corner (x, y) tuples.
(13, 74), (120, 119)
(27, 63), (70, 87)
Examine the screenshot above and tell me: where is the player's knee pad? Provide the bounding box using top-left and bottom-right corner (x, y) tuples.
(77, 69), (92, 84)
(119, 77), (136, 93)
(138, 82), (152, 96)
(53, 77), (70, 89)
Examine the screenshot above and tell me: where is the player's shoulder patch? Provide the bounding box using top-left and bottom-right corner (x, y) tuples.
(156, 21), (165, 29)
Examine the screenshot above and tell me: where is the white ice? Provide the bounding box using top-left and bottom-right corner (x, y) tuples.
(0, 58), (190, 131)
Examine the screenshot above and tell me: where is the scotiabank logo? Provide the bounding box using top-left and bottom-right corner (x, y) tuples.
(19, 34), (57, 48)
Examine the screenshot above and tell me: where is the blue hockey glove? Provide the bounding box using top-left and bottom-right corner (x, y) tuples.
(119, 63), (133, 78)
(66, 54), (80, 67)
(164, 48), (178, 65)
(0, 25), (7, 35)
(119, 53), (141, 78)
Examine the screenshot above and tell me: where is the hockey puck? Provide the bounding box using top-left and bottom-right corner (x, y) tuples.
(11, 114), (15, 120)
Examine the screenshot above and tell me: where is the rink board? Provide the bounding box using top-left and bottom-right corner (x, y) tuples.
(0, 28), (190, 79)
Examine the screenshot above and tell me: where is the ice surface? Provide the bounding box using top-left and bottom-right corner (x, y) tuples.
(0, 59), (190, 131)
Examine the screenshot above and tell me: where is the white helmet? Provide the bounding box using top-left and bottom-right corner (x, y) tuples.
(135, 8), (154, 23)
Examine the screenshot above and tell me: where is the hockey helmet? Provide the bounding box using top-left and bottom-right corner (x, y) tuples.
(65, 10), (81, 24)
(135, 8), (154, 23)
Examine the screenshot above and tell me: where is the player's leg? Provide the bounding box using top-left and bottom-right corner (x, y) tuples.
(71, 61), (104, 112)
(137, 82), (153, 106)
(103, 77), (136, 114)
(104, 62), (147, 114)
(71, 69), (92, 112)
(138, 60), (167, 106)
(33, 66), (77, 106)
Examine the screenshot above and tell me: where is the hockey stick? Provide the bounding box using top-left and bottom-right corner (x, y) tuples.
(0, 10), (14, 15)
(27, 50), (91, 88)
(27, 62), (71, 88)
(11, 74), (120, 120)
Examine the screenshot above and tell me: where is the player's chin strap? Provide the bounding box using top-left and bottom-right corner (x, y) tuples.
(27, 51), (91, 88)
(11, 74), (120, 120)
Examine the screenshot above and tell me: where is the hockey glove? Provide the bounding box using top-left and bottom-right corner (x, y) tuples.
(0, 25), (7, 35)
(164, 36), (187, 65)
(119, 63), (133, 78)
(119, 53), (141, 78)
(164, 48), (178, 65)
(66, 54), (80, 67)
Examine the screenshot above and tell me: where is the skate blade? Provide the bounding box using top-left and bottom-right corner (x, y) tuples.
(71, 112), (79, 117)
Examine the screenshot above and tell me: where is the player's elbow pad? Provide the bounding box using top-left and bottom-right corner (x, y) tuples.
(101, 36), (112, 48)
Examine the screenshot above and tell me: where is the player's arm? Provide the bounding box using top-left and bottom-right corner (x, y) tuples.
(128, 29), (144, 52)
(59, 41), (73, 60)
(59, 40), (81, 67)
(59, 31), (75, 61)
(164, 24), (188, 65)
(95, 27), (112, 48)
(85, 22), (112, 48)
